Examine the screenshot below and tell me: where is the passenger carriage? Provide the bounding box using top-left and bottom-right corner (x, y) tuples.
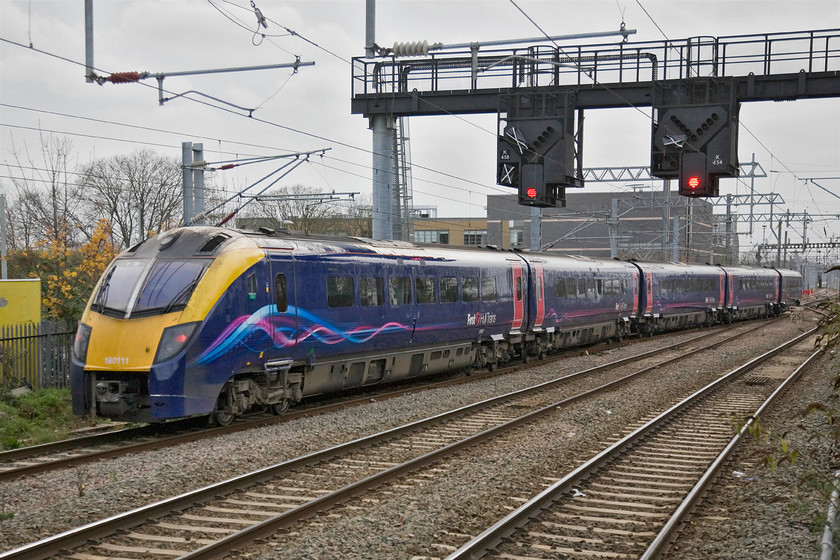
(631, 262), (725, 334)
(719, 265), (781, 321)
(518, 254), (638, 356)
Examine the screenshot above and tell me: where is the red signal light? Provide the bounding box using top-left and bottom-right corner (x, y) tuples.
(526, 187), (538, 199)
(687, 176), (701, 189)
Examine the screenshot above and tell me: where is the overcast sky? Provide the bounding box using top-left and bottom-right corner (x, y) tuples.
(1, 0), (838, 254)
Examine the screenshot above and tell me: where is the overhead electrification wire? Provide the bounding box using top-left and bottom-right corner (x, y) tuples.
(0, 37), (498, 201)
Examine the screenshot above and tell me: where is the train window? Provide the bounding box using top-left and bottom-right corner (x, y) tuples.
(94, 260), (149, 315)
(247, 273), (258, 300)
(595, 279), (603, 297)
(515, 276), (522, 302)
(275, 274), (287, 312)
(361, 277), (384, 307)
(126, 260), (207, 316)
(536, 277), (543, 302)
(482, 277), (497, 301)
(585, 278), (595, 299)
(463, 277), (478, 302)
(327, 276), (354, 308)
(197, 233), (230, 254)
(390, 277), (412, 306)
(441, 277), (458, 303)
(555, 278), (566, 298)
(567, 278), (577, 299)
(416, 277), (437, 304)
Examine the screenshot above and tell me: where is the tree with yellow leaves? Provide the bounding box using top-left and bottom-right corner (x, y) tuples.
(35, 220), (118, 323)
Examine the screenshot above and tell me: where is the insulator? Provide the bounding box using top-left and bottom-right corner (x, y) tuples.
(218, 211), (237, 226)
(220, 164), (235, 170)
(107, 72), (141, 84)
(392, 40), (429, 57)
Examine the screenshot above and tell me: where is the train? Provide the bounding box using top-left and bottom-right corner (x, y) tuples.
(70, 225), (802, 425)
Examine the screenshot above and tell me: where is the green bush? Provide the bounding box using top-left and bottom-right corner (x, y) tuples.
(0, 388), (84, 449)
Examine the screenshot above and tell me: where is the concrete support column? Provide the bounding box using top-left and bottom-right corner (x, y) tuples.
(371, 115), (395, 240)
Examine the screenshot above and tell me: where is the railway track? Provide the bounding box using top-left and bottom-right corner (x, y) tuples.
(0, 318), (795, 559)
(442, 329), (821, 559)
(0, 319), (770, 483)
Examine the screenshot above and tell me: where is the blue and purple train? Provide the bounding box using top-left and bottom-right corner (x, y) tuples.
(70, 226), (802, 425)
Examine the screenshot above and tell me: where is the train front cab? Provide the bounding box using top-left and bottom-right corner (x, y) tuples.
(71, 228), (290, 423)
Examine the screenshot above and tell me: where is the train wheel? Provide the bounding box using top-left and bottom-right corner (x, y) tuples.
(211, 409), (235, 427)
(271, 400), (290, 415)
(210, 387), (236, 427)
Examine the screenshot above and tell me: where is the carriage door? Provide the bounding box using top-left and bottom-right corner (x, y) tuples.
(627, 271), (637, 315)
(644, 271), (654, 314)
(270, 257), (297, 350)
(533, 262), (545, 328)
(511, 262), (525, 332)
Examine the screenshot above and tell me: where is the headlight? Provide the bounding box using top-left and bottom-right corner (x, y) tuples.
(154, 322), (199, 363)
(73, 322), (92, 361)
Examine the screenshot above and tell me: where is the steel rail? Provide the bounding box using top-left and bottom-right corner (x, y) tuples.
(164, 322), (782, 559)
(0, 320), (771, 560)
(640, 338), (826, 559)
(0, 319), (762, 483)
(443, 327), (817, 560)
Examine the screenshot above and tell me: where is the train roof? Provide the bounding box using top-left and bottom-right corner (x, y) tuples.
(630, 261), (723, 275)
(718, 264), (782, 277)
(126, 226), (523, 267)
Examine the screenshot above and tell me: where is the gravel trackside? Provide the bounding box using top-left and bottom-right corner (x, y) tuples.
(0, 316), (833, 559)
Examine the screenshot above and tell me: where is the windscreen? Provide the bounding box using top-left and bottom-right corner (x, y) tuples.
(94, 259), (207, 317)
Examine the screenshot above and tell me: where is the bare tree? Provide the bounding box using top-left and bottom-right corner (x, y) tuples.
(339, 194), (372, 237)
(241, 185), (341, 234)
(77, 149), (182, 247)
(238, 187), (372, 237)
(3, 134), (81, 250)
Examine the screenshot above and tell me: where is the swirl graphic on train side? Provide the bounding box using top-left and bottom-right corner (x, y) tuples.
(192, 305), (454, 365)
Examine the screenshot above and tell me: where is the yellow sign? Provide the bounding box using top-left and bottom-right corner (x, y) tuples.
(0, 279), (41, 327)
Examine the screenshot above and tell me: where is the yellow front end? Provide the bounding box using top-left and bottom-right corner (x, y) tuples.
(83, 312), (182, 372)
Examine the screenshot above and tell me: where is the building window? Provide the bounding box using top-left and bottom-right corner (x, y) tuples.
(464, 230), (487, 246)
(415, 230), (450, 244)
(510, 228), (524, 248)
